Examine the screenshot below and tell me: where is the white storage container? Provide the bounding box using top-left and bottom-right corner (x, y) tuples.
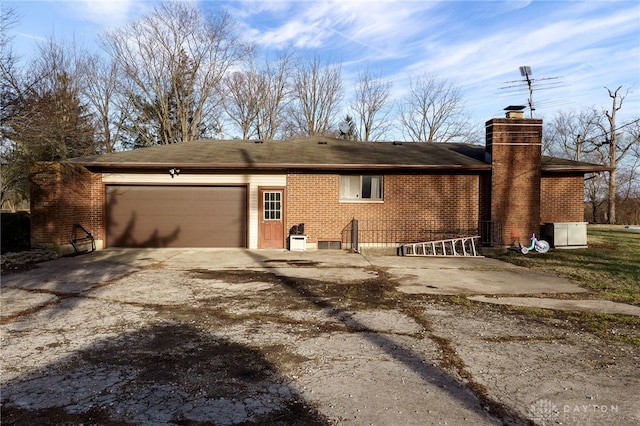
(289, 235), (307, 251)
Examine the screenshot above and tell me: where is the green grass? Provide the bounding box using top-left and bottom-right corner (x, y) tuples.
(496, 226), (640, 305)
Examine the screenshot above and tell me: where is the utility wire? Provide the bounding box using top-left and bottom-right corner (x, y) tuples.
(570, 118), (640, 146)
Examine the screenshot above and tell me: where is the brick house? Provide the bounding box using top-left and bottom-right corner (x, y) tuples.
(30, 115), (608, 253)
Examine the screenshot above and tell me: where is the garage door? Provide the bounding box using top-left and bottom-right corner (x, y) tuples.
(106, 185), (247, 248)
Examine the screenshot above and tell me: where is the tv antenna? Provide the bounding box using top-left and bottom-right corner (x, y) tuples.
(520, 66), (534, 117)
(498, 66), (564, 118)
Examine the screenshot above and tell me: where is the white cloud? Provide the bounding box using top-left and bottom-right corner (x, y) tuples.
(160, 1), (640, 121)
(237, 0), (440, 55)
(59, 0), (155, 28)
(82, 0), (132, 20)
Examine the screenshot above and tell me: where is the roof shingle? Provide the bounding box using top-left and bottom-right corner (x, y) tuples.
(68, 136), (608, 173)
(69, 137), (491, 171)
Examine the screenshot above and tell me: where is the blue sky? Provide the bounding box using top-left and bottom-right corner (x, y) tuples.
(5, 0), (640, 128)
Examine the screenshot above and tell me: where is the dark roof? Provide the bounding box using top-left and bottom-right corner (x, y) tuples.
(541, 156), (611, 173)
(448, 143), (610, 173)
(68, 136), (609, 173)
(69, 136), (492, 172)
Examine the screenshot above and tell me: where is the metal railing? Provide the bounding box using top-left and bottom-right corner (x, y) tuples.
(480, 220), (502, 247)
(342, 218), (500, 252)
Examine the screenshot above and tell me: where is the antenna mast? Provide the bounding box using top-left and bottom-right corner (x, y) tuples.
(498, 66), (564, 118)
(519, 66), (534, 118)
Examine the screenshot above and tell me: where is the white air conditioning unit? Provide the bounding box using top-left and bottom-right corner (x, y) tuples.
(543, 222), (588, 248)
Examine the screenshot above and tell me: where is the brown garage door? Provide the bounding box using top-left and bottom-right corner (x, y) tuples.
(106, 185), (247, 248)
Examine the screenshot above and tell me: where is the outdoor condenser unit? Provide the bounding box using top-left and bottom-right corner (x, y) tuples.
(543, 222), (588, 248)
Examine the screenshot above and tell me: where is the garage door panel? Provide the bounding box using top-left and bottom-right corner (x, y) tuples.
(107, 185), (247, 248)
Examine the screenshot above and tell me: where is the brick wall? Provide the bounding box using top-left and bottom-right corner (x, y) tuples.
(540, 174), (585, 223)
(286, 173), (480, 244)
(486, 118), (543, 246)
(30, 163), (104, 252)
(27, 136), (587, 252)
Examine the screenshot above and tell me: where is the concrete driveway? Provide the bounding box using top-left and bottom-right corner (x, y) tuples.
(1, 248), (591, 320)
(3, 247), (639, 331)
(2, 249), (639, 425)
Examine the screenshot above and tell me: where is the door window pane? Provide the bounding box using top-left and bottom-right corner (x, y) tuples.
(263, 192), (282, 220)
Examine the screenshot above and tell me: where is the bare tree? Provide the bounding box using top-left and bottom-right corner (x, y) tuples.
(1, 6), (19, 127)
(597, 86), (637, 224)
(254, 51), (294, 140)
(543, 100), (640, 224)
(583, 171), (609, 223)
(543, 108), (609, 221)
(612, 117), (640, 224)
(350, 67), (392, 142)
(81, 54), (125, 152)
(288, 57), (343, 137)
(222, 68), (262, 140)
(1, 6), (23, 209)
(398, 74), (469, 143)
(543, 109), (602, 161)
(102, 2), (251, 145)
(222, 51), (293, 140)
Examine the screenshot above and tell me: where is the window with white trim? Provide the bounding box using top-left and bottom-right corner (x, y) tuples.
(340, 175), (383, 201)
(263, 191), (282, 220)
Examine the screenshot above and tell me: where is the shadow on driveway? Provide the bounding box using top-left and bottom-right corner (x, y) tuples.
(1, 323), (330, 425)
(2, 248), (537, 424)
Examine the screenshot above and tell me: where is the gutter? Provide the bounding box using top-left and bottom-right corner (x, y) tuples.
(541, 165), (612, 173)
(73, 162), (493, 173)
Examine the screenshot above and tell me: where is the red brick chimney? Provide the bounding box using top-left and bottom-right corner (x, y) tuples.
(486, 113), (543, 246)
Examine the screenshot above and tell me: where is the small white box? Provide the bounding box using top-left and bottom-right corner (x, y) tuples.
(289, 235), (307, 251)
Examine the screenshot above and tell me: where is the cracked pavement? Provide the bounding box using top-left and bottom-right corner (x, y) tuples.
(1, 248), (638, 425)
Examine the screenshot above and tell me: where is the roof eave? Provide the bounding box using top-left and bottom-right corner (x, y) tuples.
(542, 165), (612, 173)
(75, 162), (492, 172)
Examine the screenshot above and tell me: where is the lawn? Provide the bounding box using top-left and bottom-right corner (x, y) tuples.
(496, 225), (640, 305)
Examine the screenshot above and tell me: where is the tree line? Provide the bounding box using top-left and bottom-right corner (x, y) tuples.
(543, 91), (640, 225)
(1, 3), (638, 223)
